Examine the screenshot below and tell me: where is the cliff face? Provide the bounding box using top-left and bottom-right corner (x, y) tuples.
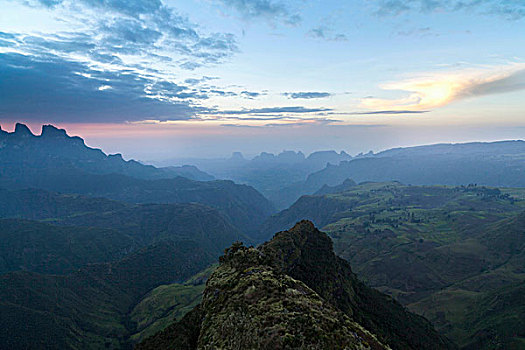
(138, 221), (456, 350)
(260, 221), (456, 350)
(138, 241), (387, 350)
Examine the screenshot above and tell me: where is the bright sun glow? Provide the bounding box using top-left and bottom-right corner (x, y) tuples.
(361, 63), (525, 111)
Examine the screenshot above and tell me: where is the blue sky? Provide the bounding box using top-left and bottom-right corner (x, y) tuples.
(1, 0), (525, 159)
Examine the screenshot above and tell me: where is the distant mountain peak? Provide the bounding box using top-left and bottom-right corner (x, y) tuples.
(41, 124), (68, 138)
(108, 153), (124, 160)
(14, 123), (34, 136)
(230, 151), (244, 160)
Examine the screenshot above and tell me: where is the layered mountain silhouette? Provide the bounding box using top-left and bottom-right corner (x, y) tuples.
(0, 123), (213, 181)
(0, 188), (261, 348)
(0, 124), (274, 233)
(2, 124), (522, 349)
(155, 149), (353, 207)
(138, 221), (455, 350)
(276, 141), (525, 208)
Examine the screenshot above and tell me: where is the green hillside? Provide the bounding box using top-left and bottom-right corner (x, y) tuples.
(139, 221), (453, 350)
(0, 241), (214, 349)
(262, 183), (525, 348)
(0, 218), (135, 274)
(0, 191), (247, 275)
(129, 264), (217, 344)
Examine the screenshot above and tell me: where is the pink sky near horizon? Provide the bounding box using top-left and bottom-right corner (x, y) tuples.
(2, 120), (524, 162)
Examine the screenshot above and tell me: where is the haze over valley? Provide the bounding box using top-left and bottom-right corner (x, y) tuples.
(1, 0), (525, 349)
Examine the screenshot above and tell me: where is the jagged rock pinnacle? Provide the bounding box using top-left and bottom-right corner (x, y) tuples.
(41, 124), (68, 138)
(14, 123), (34, 136)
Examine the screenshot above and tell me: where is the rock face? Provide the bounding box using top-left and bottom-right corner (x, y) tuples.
(137, 221), (456, 350)
(260, 221), (456, 350)
(197, 243), (387, 350)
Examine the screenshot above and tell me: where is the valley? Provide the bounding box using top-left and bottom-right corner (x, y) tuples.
(0, 124), (524, 349)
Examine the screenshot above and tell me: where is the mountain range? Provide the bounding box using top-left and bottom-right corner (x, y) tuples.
(138, 221), (455, 350)
(274, 141), (525, 208)
(1, 123), (524, 349)
(0, 124), (274, 233)
(262, 182), (525, 348)
(152, 149), (353, 207)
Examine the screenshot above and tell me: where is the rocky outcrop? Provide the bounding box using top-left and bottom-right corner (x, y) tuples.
(138, 221), (456, 350)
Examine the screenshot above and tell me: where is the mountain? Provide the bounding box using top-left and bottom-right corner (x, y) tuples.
(0, 125), (274, 233)
(0, 240), (214, 349)
(162, 165), (214, 181)
(261, 182), (525, 348)
(0, 123), (213, 181)
(0, 180), (273, 236)
(410, 211), (525, 349)
(154, 150), (352, 208)
(278, 141), (525, 208)
(314, 177), (357, 195)
(0, 188), (251, 276)
(138, 221), (454, 350)
(0, 218), (135, 275)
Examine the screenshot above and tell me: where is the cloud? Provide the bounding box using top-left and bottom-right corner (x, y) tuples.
(0, 52), (201, 122)
(1, 0), (241, 122)
(220, 117), (341, 128)
(214, 106), (333, 115)
(283, 92), (333, 99)
(240, 90), (264, 99)
(28, 0), (164, 15)
(396, 27), (437, 37)
(306, 26), (348, 42)
(375, 0), (525, 20)
(350, 110), (429, 115)
(214, 0), (301, 24)
(13, 0), (237, 68)
(361, 63), (525, 111)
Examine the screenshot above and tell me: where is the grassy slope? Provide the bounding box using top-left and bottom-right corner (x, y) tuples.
(0, 241), (214, 349)
(129, 265), (217, 343)
(261, 183), (525, 348)
(0, 218), (136, 274)
(0, 189), (248, 276)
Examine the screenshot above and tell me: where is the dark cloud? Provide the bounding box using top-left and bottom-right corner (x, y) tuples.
(220, 117), (342, 128)
(240, 91), (264, 99)
(0, 52), (201, 122)
(215, 0), (302, 24)
(375, 0), (525, 20)
(183, 76), (219, 85)
(2, 0), (241, 123)
(264, 118), (341, 127)
(219, 116), (289, 121)
(283, 92), (333, 99)
(208, 89), (237, 97)
(215, 106), (333, 115)
(220, 123), (261, 128)
(459, 69), (525, 98)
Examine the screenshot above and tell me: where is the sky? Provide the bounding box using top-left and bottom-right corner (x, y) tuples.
(1, 0), (525, 160)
